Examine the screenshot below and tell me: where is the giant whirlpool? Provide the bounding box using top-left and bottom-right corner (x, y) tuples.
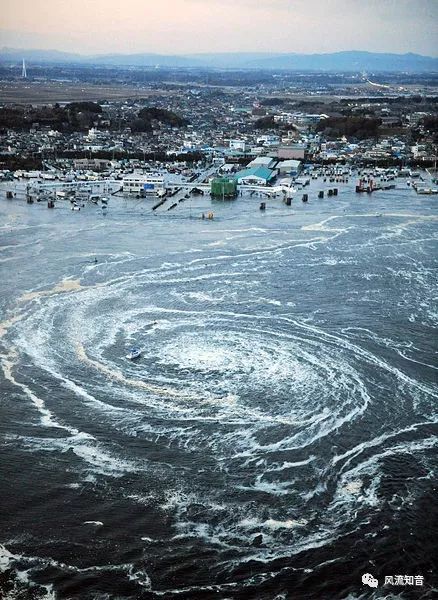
(0, 190), (437, 599)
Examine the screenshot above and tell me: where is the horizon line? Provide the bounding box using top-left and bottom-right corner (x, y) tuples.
(1, 47), (438, 60)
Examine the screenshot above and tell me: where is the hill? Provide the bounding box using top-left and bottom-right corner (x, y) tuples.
(1, 48), (437, 72)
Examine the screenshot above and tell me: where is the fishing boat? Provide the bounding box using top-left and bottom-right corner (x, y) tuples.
(126, 347), (141, 360)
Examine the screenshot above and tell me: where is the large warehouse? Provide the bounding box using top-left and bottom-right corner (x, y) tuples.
(247, 156), (278, 170)
(277, 159), (302, 177)
(234, 166), (276, 186)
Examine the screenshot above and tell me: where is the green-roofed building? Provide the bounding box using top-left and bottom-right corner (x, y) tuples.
(234, 166), (276, 186)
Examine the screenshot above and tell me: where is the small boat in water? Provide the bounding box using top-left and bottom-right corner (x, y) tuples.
(126, 347), (141, 360)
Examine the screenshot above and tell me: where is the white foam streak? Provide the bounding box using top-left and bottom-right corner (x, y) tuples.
(1, 349), (76, 433)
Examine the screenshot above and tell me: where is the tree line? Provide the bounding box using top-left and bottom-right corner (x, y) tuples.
(0, 103), (188, 133)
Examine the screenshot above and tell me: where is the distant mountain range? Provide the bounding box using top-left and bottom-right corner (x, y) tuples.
(1, 48), (437, 72)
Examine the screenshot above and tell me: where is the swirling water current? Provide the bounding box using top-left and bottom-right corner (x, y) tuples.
(0, 179), (437, 599)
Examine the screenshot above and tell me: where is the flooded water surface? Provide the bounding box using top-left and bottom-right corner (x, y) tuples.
(0, 180), (437, 599)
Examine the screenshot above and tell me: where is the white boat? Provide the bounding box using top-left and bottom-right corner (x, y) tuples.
(126, 347), (141, 360)
(416, 187), (438, 195)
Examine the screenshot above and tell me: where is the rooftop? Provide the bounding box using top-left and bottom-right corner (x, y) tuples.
(234, 166), (276, 181)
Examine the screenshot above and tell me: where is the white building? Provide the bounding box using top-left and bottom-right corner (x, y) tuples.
(220, 163), (236, 173)
(274, 112), (328, 126)
(277, 159), (302, 177)
(256, 135), (280, 147)
(229, 139), (246, 152)
(123, 174), (167, 194)
(247, 156), (278, 170)
(87, 128), (99, 140)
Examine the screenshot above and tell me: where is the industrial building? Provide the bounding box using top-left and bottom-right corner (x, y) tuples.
(123, 174), (166, 194)
(247, 156), (278, 170)
(277, 143), (307, 160)
(74, 158), (111, 172)
(277, 159), (302, 177)
(234, 166), (276, 186)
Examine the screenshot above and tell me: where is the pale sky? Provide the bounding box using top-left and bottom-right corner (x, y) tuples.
(1, 0), (437, 56)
